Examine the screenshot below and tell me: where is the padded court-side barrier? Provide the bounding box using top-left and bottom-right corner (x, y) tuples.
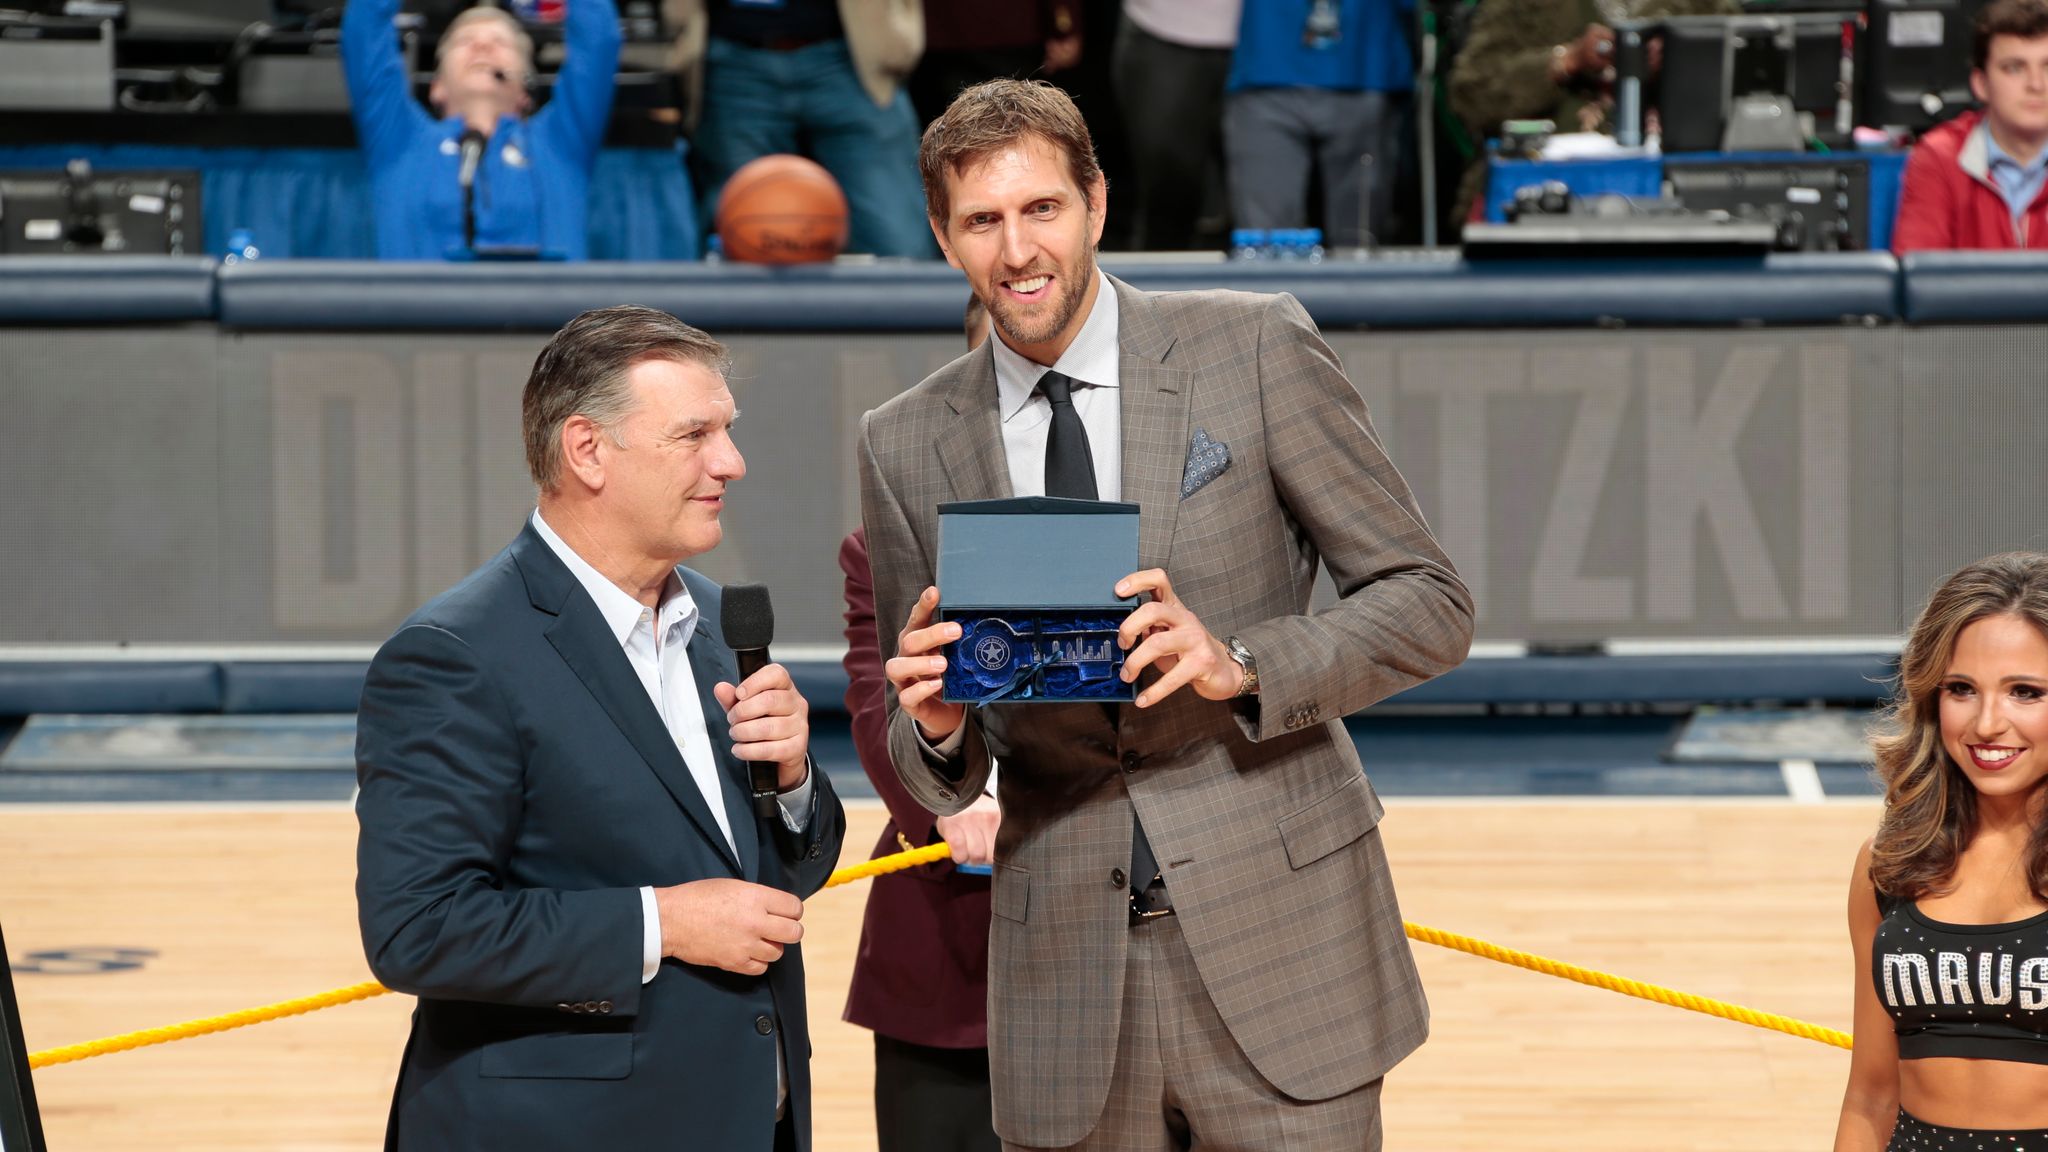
(0, 257), (217, 324)
(35, 249), (2048, 330)
(0, 663), (221, 714)
(1899, 251), (2048, 324)
(211, 253), (1905, 332)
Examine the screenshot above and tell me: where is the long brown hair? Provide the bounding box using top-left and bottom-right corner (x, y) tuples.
(1871, 552), (2048, 899)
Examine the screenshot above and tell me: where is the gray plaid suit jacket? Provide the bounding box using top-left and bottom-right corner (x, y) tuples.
(857, 276), (1474, 1147)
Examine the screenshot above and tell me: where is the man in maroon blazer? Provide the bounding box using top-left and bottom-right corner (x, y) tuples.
(841, 298), (999, 1152)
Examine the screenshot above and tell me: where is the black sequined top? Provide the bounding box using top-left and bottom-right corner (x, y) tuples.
(1874, 892), (2048, 1064)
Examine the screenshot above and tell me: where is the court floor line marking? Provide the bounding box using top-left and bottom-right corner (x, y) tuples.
(1780, 758), (1827, 804)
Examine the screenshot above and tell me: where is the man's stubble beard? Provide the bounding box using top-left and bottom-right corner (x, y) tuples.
(989, 247), (1096, 351)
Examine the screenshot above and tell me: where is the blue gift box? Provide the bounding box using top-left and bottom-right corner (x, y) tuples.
(937, 497), (1140, 705)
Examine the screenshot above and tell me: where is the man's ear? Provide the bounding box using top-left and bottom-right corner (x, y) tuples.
(1085, 173), (1108, 249)
(929, 215), (961, 270)
(428, 75), (448, 117)
(1971, 68), (1990, 106)
(560, 414), (609, 492)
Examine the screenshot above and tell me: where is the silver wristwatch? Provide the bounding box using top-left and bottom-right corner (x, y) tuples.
(1223, 635), (1259, 697)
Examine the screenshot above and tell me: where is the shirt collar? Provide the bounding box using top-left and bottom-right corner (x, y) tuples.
(991, 269), (1121, 424)
(1981, 122), (2048, 175)
(530, 509), (698, 647)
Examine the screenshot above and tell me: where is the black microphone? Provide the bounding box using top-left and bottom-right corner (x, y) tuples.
(720, 583), (781, 818)
(457, 127), (485, 251)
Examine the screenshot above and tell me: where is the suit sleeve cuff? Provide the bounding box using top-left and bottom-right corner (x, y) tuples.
(639, 886), (660, 984)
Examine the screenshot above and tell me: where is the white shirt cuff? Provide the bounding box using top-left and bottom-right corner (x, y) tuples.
(639, 885), (660, 984)
(920, 721), (967, 759)
(776, 762), (814, 833)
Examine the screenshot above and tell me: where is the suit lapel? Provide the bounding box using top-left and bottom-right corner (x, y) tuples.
(687, 618), (760, 883)
(519, 530), (744, 877)
(1111, 278), (1193, 573)
(934, 341), (1013, 505)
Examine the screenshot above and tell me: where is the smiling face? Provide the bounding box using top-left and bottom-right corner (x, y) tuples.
(1939, 612), (2048, 809)
(930, 133), (1106, 366)
(595, 357), (745, 565)
(1975, 33), (2048, 149)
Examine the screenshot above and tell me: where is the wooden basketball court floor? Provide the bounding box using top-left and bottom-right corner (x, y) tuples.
(2, 798), (1873, 1150)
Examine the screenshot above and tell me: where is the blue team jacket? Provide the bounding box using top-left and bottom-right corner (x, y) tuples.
(340, 0), (620, 259)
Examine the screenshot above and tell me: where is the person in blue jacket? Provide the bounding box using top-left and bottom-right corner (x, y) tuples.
(1223, 0), (1415, 248)
(341, 0), (621, 259)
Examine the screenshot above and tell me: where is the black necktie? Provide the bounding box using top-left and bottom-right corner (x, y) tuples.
(1039, 370), (1098, 500)
(1036, 370), (1162, 898)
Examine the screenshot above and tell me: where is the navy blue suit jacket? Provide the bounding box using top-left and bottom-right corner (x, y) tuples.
(355, 524), (845, 1152)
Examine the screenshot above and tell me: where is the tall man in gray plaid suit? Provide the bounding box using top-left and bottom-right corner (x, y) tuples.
(857, 78), (1474, 1151)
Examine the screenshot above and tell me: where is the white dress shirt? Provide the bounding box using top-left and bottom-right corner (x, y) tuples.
(988, 268), (1125, 504)
(529, 510), (812, 986)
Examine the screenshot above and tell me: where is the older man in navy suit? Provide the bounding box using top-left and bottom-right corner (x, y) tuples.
(355, 304), (845, 1152)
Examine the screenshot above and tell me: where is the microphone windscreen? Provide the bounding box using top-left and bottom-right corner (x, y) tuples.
(721, 583), (775, 651)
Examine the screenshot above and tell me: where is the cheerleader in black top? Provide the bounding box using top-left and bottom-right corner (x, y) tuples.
(1836, 553), (2048, 1151)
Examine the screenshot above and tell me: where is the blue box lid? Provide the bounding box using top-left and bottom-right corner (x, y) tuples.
(937, 497), (1141, 610)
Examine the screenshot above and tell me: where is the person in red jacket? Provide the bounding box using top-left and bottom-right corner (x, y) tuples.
(1894, 0), (2048, 253)
(840, 295), (999, 1152)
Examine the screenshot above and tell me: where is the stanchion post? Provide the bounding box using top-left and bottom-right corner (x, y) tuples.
(0, 922), (46, 1152)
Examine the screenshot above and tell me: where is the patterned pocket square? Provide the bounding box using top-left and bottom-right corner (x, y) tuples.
(1181, 428), (1231, 499)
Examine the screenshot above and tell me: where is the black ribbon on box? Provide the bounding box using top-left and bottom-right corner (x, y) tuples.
(937, 497), (1140, 706)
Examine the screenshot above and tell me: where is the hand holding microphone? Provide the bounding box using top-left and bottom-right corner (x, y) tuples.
(717, 584), (810, 816)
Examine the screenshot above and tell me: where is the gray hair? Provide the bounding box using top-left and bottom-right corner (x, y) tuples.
(521, 305), (731, 491)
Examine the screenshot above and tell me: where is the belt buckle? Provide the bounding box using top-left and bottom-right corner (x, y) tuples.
(1128, 887), (1175, 924)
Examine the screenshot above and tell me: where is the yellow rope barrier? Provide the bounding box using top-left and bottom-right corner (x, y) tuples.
(26, 841), (955, 1070)
(25, 839), (1851, 1069)
(1402, 922), (1854, 1050)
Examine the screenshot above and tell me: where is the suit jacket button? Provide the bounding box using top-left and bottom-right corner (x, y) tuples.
(1111, 867), (1127, 888)
(584, 1001), (599, 1013)
(754, 1015), (774, 1036)
(555, 1002), (571, 1012)
(599, 1001), (613, 1014)
(808, 844), (822, 859)
(1120, 751), (1140, 773)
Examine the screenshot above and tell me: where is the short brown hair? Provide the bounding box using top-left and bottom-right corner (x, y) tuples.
(918, 78), (1103, 226)
(522, 305), (730, 490)
(1975, 0), (2048, 70)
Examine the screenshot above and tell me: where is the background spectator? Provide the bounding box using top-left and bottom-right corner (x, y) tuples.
(341, 0), (621, 260)
(1114, 0), (1238, 250)
(666, 0), (936, 258)
(909, 0), (1082, 128)
(1893, 0), (2048, 253)
(1447, 0), (1734, 218)
(1223, 0), (1415, 249)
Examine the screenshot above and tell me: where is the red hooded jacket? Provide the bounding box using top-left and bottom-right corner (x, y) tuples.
(1894, 109), (2048, 253)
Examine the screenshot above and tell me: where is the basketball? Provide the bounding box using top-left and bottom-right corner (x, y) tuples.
(715, 154), (850, 265)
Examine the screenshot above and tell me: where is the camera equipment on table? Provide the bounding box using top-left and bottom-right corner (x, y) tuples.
(1861, 0), (1991, 133)
(0, 13), (116, 110)
(1612, 13), (1860, 153)
(1665, 158), (1869, 251)
(0, 160), (202, 255)
(1466, 155), (1868, 257)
